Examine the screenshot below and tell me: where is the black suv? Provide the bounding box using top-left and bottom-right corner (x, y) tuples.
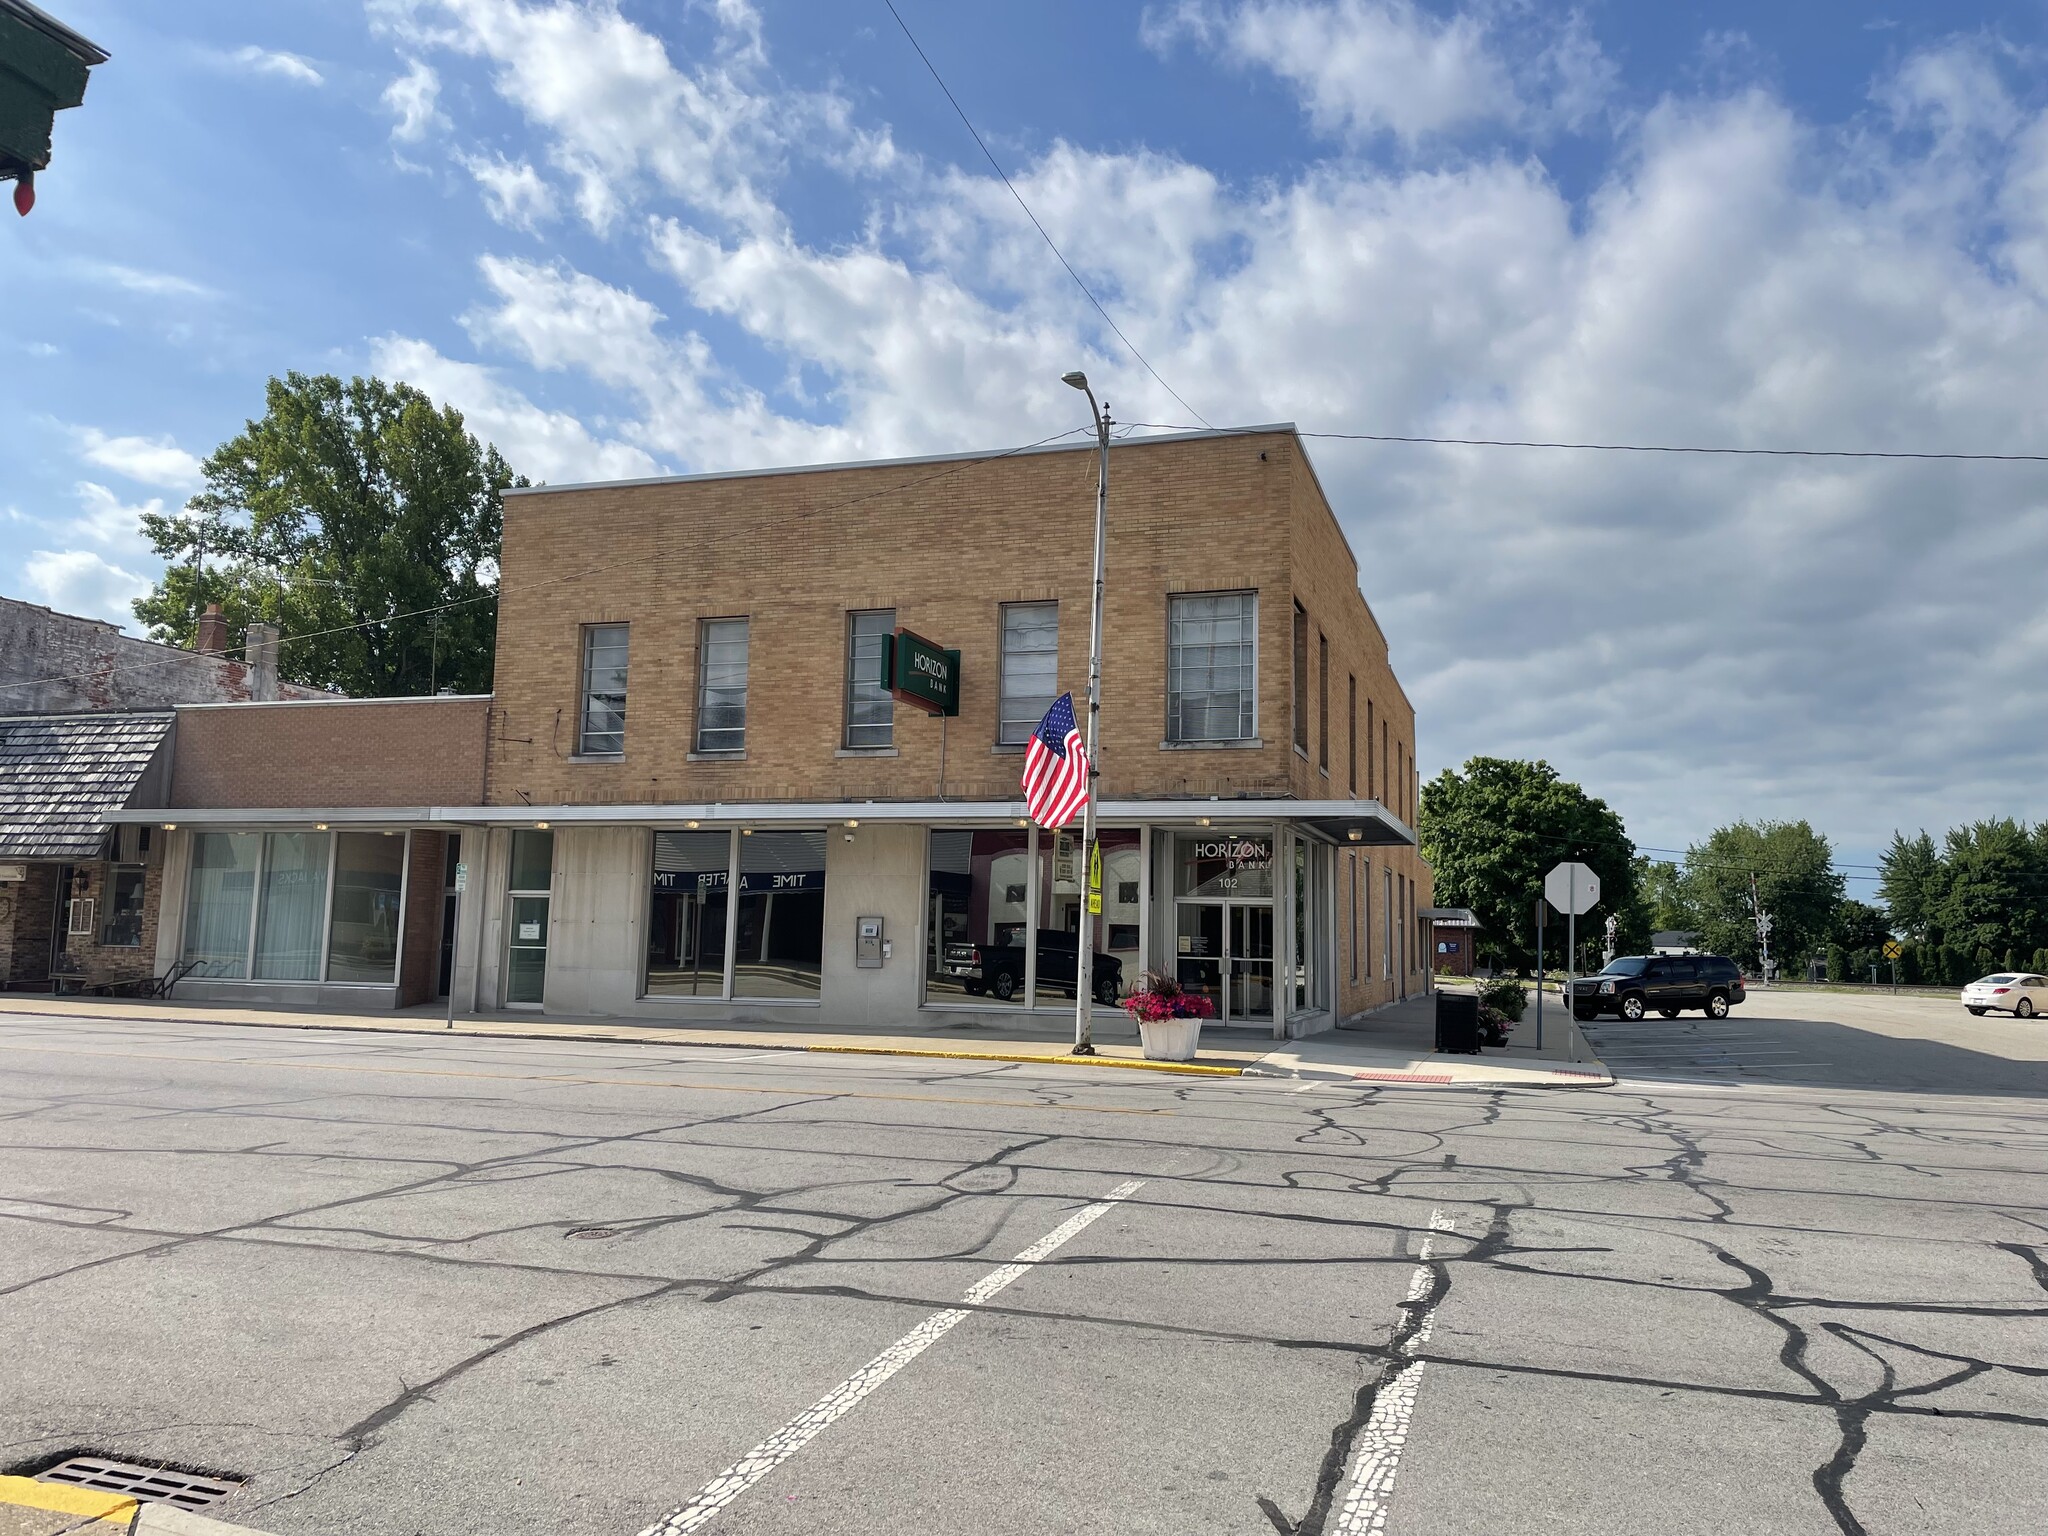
(1568, 954), (1746, 1021)
(942, 929), (1123, 1005)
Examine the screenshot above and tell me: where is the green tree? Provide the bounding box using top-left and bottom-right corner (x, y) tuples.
(1878, 830), (1943, 943)
(134, 372), (522, 696)
(1829, 898), (1892, 952)
(1682, 821), (1845, 972)
(1898, 943), (1923, 985)
(1418, 757), (1638, 974)
(1826, 943), (1850, 983)
(1637, 855), (1700, 935)
(1936, 820), (2047, 964)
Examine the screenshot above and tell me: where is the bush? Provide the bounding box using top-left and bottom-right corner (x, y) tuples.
(1478, 975), (1528, 1021)
(1477, 1004), (1514, 1047)
(1940, 945), (1967, 986)
(1975, 945), (1995, 977)
(1826, 944), (1850, 983)
(2004, 949), (2019, 973)
(1898, 943), (1923, 985)
(2034, 948), (2048, 975)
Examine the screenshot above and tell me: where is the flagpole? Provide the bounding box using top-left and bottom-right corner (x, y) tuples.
(1063, 371), (1110, 1055)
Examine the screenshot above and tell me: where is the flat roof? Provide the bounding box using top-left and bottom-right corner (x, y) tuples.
(502, 423), (1303, 498)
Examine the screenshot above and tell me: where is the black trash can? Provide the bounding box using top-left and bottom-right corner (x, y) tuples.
(1435, 991), (1481, 1055)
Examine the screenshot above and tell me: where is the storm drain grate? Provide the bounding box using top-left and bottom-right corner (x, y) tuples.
(36, 1456), (241, 1510)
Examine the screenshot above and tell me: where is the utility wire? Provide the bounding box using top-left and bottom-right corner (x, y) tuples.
(878, 0), (1212, 430)
(1120, 422), (2048, 463)
(0, 424), (1095, 698)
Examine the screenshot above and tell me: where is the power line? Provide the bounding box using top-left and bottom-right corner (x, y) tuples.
(878, 0), (1212, 430)
(0, 424), (1095, 698)
(1119, 422), (2048, 463)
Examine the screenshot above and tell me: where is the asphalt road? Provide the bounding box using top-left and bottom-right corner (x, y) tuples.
(1, 999), (2044, 1536)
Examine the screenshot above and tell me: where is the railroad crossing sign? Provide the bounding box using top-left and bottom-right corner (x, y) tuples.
(1544, 861), (1600, 915)
(1882, 939), (1902, 959)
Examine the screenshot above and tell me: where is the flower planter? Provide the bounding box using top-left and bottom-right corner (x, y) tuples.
(1137, 1017), (1203, 1061)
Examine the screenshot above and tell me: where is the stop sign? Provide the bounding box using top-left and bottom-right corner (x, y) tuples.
(1544, 861), (1600, 915)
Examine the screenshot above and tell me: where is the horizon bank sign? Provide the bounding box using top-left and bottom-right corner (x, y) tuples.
(882, 628), (961, 717)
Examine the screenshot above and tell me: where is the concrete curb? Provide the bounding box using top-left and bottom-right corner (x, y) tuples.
(132, 1507), (278, 1536)
(802, 1043), (1244, 1076)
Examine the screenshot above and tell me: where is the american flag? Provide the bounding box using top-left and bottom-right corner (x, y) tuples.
(1022, 692), (1091, 830)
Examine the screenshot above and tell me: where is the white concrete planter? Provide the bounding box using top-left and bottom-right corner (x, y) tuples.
(1137, 1017), (1203, 1061)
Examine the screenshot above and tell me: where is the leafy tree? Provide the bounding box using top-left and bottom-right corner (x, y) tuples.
(1829, 898), (1892, 952)
(1637, 855), (1700, 935)
(134, 372), (522, 696)
(1937, 819), (2047, 964)
(1682, 820), (1844, 972)
(1418, 757), (1638, 974)
(1826, 943), (1850, 983)
(1878, 830), (1942, 943)
(1897, 943), (1923, 985)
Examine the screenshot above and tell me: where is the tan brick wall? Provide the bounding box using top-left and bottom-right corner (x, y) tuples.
(489, 431), (1322, 807)
(170, 698), (490, 809)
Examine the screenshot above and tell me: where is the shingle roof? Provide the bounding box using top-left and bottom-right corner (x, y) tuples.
(0, 711), (172, 858)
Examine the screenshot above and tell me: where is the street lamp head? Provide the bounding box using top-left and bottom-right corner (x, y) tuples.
(1061, 370), (1090, 391)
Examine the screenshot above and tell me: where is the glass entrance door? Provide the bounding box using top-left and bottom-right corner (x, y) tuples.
(1175, 899), (1273, 1026)
(1228, 903), (1275, 1025)
(506, 894), (550, 1006)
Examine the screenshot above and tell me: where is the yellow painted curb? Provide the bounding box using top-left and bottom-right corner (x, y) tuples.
(801, 1044), (1244, 1076)
(0, 1474), (137, 1524)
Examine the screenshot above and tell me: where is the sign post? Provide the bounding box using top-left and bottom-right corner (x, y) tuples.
(1544, 861), (1601, 1030)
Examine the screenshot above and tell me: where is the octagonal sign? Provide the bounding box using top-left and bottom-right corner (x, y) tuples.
(1544, 861), (1600, 915)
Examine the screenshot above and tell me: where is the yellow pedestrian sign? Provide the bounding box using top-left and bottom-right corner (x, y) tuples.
(1087, 842), (1102, 913)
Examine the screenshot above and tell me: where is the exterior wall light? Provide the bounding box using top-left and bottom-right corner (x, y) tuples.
(1348, 827), (1364, 842)
(314, 822), (329, 831)
(534, 821), (550, 830)
(685, 819), (700, 829)
(161, 822), (176, 831)
(1197, 817), (1212, 827)
(844, 820), (859, 829)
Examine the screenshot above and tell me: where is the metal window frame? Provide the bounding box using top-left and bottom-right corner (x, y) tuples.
(843, 608), (897, 749)
(694, 615), (750, 754)
(1165, 589), (1259, 745)
(996, 600), (1060, 746)
(1318, 631), (1330, 772)
(503, 828), (557, 1009)
(1292, 601), (1309, 754)
(577, 622), (630, 757)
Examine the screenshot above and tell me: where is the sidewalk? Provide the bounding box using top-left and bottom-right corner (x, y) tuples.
(0, 1476), (275, 1535)
(0, 990), (1609, 1087)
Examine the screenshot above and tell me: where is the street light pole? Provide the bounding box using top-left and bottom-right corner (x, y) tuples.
(1063, 370), (1110, 1055)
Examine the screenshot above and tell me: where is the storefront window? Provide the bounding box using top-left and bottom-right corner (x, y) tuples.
(734, 830), (826, 998)
(925, 829), (1029, 1004)
(1170, 832), (1277, 1027)
(100, 865), (146, 948)
(506, 829), (554, 1006)
(1035, 827), (1141, 1007)
(648, 830), (730, 997)
(182, 832), (259, 978)
(327, 833), (405, 983)
(1173, 832), (1276, 900)
(254, 831), (330, 980)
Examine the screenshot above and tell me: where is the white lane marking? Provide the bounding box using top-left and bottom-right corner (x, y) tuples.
(634, 1178), (1147, 1536)
(1333, 1208), (1456, 1535)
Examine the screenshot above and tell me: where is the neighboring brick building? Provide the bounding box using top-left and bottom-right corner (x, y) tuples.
(118, 425), (1433, 1037)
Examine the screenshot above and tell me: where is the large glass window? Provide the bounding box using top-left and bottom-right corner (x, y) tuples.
(845, 609), (895, 748)
(926, 829), (1030, 1005)
(648, 830), (731, 996)
(254, 831), (330, 980)
(182, 832), (259, 977)
(101, 866), (146, 948)
(328, 833), (405, 982)
(734, 830), (827, 998)
(578, 623), (629, 755)
(1036, 826), (1141, 1007)
(696, 618), (749, 754)
(998, 603), (1059, 746)
(1168, 592), (1257, 743)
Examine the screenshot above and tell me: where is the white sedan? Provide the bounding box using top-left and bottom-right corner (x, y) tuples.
(1961, 973), (2048, 1018)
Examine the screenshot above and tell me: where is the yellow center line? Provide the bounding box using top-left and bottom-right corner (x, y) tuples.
(0, 1042), (1171, 1116)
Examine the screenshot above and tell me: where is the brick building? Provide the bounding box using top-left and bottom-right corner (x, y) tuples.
(117, 425), (1433, 1037)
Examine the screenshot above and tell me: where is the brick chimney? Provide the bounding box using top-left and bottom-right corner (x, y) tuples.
(244, 621), (280, 702)
(194, 603), (229, 656)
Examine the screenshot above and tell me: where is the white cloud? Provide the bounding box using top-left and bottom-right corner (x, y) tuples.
(78, 262), (217, 299)
(68, 482), (166, 553)
(383, 57), (445, 142)
(230, 45), (325, 86)
(464, 151), (557, 231)
(70, 428), (202, 490)
(370, 333), (662, 484)
(1145, 0), (1612, 144)
(23, 549), (152, 628)
(370, 8), (2048, 855)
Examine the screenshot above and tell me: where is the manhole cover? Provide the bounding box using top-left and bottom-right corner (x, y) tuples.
(36, 1455), (241, 1510)
(566, 1226), (621, 1240)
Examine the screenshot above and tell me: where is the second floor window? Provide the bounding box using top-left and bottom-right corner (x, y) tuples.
(696, 617), (749, 753)
(845, 608), (896, 748)
(578, 623), (629, 755)
(1168, 591), (1257, 743)
(998, 602), (1059, 745)
(1318, 631), (1330, 772)
(1292, 601), (1309, 754)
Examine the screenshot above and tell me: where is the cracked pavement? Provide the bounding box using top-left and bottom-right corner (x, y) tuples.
(0, 1000), (2044, 1535)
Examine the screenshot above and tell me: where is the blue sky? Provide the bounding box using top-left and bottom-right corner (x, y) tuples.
(7, 1), (2048, 875)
